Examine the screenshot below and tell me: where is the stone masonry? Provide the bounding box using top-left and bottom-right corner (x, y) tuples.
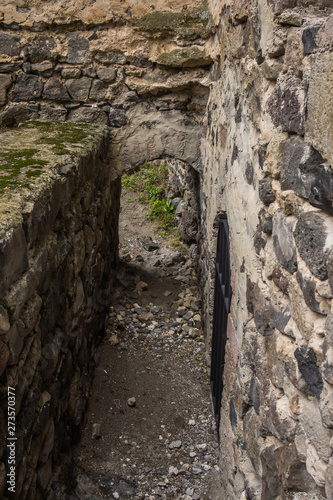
(0, 0), (333, 498)
(0, 122), (120, 498)
(201, 1), (333, 498)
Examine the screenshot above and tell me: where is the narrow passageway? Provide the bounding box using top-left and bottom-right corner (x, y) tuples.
(71, 188), (222, 499)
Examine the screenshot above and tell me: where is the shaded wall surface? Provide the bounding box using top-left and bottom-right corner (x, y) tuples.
(200, 0), (333, 498)
(0, 122), (120, 498)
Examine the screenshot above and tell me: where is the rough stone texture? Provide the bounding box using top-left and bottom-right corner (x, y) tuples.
(0, 33), (20, 57)
(0, 0), (332, 498)
(10, 73), (43, 102)
(0, 122), (120, 500)
(200, 1), (333, 499)
(272, 211), (297, 274)
(0, 74), (12, 106)
(65, 77), (92, 101)
(42, 77), (70, 101)
(294, 212), (330, 281)
(30, 35), (57, 63)
(280, 137), (333, 215)
(267, 70), (305, 135)
(66, 32), (91, 64)
(306, 52), (333, 166)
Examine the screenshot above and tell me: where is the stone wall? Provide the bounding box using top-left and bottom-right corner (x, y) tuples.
(200, 0), (333, 498)
(0, 122), (120, 499)
(0, 1), (213, 175)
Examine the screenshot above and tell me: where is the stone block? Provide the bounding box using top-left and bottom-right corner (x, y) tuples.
(0, 33), (20, 57)
(0, 340), (9, 376)
(0, 103), (31, 127)
(252, 284), (275, 336)
(283, 28), (304, 77)
(109, 108), (128, 127)
(93, 50), (126, 65)
(39, 105), (67, 122)
(267, 70), (305, 135)
(261, 59), (283, 81)
(30, 35), (57, 63)
(96, 67), (116, 83)
(0, 227), (29, 295)
(66, 33), (91, 64)
(37, 455), (52, 492)
(317, 15), (333, 49)
(61, 67), (82, 79)
(280, 137), (333, 215)
(259, 178), (276, 206)
(267, 0), (297, 13)
(277, 11), (303, 26)
(294, 345), (323, 398)
(42, 77), (70, 101)
(306, 52), (333, 165)
(294, 212), (330, 280)
(302, 27), (320, 54)
(89, 79), (108, 101)
(272, 211), (297, 274)
(296, 271), (329, 315)
(65, 77), (92, 101)
(0, 73), (12, 106)
(10, 73), (43, 102)
(39, 418), (55, 463)
(31, 62), (53, 77)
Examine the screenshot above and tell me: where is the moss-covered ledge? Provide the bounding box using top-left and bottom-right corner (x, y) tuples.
(0, 121), (120, 499)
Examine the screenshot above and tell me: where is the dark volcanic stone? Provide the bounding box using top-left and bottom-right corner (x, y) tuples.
(30, 35), (57, 63)
(42, 77), (70, 101)
(296, 271), (324, 315)
(89, 79), (108, 101)
(0, 227), (29, 295)
(281, 137), (333, 214)
(267, 74), (305, 135)
(294, 212), (328, 280)
(93, 50), (126, 65)
(68, 107), (108, 124)
(11, 73), (43, 102)
(0, 33), (20, 56)
(272, 304), (291, 333)
(65, 77), (92, 101)
(273, 211), (297, 274)
(229, 397), (237, 430)
(66, 33), (91, 64)
(39, 105), (67, 122)
(109, 109), (128, 128)
(302, 27), (320, 54)
(250, 377), (260, 415)
(0, 104), (31, 127)
(245, 162), (254, 185)
(259, 179), (275, 205)
(294, 345), (323, 398)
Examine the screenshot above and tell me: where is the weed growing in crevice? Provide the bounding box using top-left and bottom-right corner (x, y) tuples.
(122, 161), (178, 235)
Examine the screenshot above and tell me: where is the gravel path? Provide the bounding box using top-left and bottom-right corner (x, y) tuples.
(70, 191), (223, 500)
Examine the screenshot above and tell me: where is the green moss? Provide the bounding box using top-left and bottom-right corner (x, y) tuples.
(156, 47), (212, 68)
(20, 121), (92, 157)
(0, 121), (101, 195)
(0, 148), (48, 194)
(131, 3), (213, 39)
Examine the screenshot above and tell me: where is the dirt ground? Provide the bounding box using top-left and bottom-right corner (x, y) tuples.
(71, 190), (223, 500)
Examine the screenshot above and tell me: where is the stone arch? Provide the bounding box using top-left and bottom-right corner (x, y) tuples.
(110, 104), (203, 175)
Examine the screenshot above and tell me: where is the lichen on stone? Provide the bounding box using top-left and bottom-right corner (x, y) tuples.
(156, 47), (212, 68)
(132, 3), (213, 40)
